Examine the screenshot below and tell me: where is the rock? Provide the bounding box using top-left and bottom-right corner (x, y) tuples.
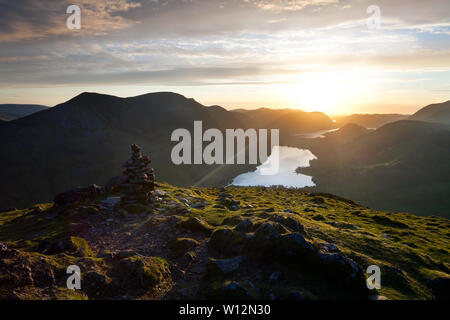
(319, 243), (340, 253)
(235, 219), (253, 233)
(312, 214), (325, 221)
(269, 271), (281, 282)
(178, 217), (213, 236)
(154, 189), (166, 197)
(426, 277), (450, 300)
(178, 251), (196, 268)
(172, 238), (199, 257)
(278, 233), (316, 258)
(31, 263), (55, 287)
(38, 238), (77, 255)
(230, 205), (240, 211)
(222, 216), (243, 226)
(287, 291), (304, 300)
(312, 197), (325, 204)
(270, 215), (306, 235)
(54, 184), (104, 207)
(84, 271), (109, 296)
(114, 256), (170, 291)
(209, 228), (245, 256)
(101, 197), (120, 207)
(0, 242), (7, 251)
(190, 203), (206, 209)
(222, 281), (254, 300)
(317, 252), (368, 295)
(253, 222), (281, 241)
(318, 252), (362, 279)
(4, 292), (21, 300)
(120, 144), (155, 206)
(115, 250), (139, 260)
(208, 256), (243, 275)
(369, 294), (389, 300)
(105, 175), (124, 193)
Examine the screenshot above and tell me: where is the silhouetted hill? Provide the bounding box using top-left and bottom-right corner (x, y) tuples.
(0, 92), (332, 209)
(234, 108), (334, 133)
(301, 120), (450, 217)
(324, 123), (371, 143)
(334, 113), (409, 129)
(0, 104), (48, 121)
(409, 100), (450, 124)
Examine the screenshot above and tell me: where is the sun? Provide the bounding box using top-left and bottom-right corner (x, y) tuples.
(282, 71), (357, 115)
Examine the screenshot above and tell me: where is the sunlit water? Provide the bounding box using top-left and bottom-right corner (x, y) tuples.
(294, 128), (339, 139)
(231, 146), (317, 188)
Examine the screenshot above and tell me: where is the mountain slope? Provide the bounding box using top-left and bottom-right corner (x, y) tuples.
(409, 101), (450, 124)
(0, 92), (333, 210)
(301, 120), (450, 217)
(334, 113), (409, 129)
(0, 104), (48, 121)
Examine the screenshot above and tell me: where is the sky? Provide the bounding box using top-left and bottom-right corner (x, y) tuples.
(0, 0), (449, 115)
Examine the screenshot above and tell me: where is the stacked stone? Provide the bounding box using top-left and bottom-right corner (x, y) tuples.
(120, 144), (155, 205)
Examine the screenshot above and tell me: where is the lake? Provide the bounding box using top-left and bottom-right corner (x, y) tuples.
(231, 146), (317, 188)
(294, 128), (339, 139)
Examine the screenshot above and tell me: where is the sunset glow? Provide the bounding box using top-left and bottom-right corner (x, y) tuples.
(0, 0), (449, 114)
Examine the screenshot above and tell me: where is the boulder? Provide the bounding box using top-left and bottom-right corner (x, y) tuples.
(178, 217), (213, 236)
(209, 228), (245, 256)
(208, 281), (254, 300)
(270, 215), (306, 235)
(253, 222), (281, 242)
(208, 256), (243, 275)
(172, 238), (199, 257)
(84, 271), (109, 297)
(235, 219), (253, 233)
(54, 184), (104, 207)
(114, 256), (170, 291)
(277, 233), (316, 258)
(426, 277), (450, 300)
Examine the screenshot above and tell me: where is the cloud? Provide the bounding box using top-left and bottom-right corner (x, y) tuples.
(244, 0), (339, 11)
(0, 0), (141, 42)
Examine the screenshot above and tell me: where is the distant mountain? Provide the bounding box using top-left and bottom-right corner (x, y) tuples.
(334, 113), (409, 129)
(0, 92), (333, 209)
(0, 104), (48, 121)
(323, 123), (371, 143)
(234, 108), (334, 133)
(301, 120), (450, 217)
(409, 100), (450, 124)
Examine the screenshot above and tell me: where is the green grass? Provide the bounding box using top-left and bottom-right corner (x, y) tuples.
(1, 183), (448, 300)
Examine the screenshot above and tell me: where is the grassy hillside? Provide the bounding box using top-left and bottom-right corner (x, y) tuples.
(0, 183), (448, 300)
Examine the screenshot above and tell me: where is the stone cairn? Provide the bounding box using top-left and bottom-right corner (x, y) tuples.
(120, 144), (155, 206)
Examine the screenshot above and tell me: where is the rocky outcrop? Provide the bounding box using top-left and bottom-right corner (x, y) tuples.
(54, 184), (104, 207)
